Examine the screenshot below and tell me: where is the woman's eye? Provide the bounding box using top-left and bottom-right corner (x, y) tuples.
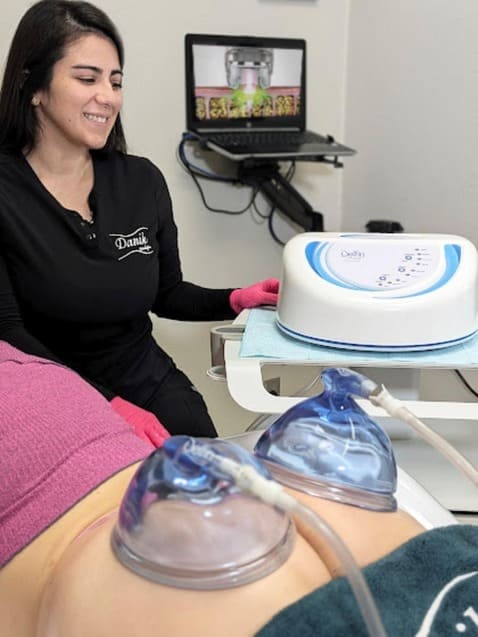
(112, 81), (123, 90)
(79, 77), (95, 84)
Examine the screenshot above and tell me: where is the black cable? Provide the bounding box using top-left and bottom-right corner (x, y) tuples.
(284, 160), (296, 181)
(178, 134), (239, 183)
(251, 159), (297, 230)
(251, 166), (293, 242)
(177, 135), (299, 233)
(188, 167), (259, 215)
(178, 135), (261, 215)
(252, 196), (272, 220)
(454, 369), (478, 399)
(267, 208), (285, 246)
(264, 160), (296, 245)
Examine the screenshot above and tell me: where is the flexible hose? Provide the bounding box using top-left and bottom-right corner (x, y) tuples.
(332, 368), (478, 487)
(369, 385), (478, 487)
(185, 442), (388, 637)
(291, 500), (388, 637)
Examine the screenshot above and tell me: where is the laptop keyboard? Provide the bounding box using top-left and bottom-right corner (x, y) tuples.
(206, 130), (328, 149)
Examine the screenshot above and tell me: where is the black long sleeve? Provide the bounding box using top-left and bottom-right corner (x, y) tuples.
(0, 253), (115, 399)
(0, 150), (235, 403)
(0, 257), (59, 361)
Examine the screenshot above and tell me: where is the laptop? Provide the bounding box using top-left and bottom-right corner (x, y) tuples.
(184, 33), (356, 161)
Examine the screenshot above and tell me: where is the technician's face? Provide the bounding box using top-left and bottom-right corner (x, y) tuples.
(32, 34), (123, 152)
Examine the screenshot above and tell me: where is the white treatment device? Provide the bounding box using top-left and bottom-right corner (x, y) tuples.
(276, 233), (478, 352)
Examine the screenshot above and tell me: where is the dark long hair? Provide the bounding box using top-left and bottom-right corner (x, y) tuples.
(0, 0), (127, 154)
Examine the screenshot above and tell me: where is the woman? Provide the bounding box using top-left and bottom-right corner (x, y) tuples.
(0, 0), (279, 439)
(1, 342), (475, 637)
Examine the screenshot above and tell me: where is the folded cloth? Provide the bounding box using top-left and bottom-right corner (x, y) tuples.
(240, 308), (478, 368)
(255, 525), (478, 637)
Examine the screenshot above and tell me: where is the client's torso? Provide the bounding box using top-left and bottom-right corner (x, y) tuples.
(285, 488), (424, 577)
(34, 506), (329, 637)
(36, 492), (422, 637)
(0, 469), (425, 637)
(0, 463), (141, 637)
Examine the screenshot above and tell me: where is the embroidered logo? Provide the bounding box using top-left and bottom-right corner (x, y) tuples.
(415, 571), (478, 636)
(109, 227), (154, 261)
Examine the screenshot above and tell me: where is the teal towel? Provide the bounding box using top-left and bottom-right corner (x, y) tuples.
(241, 308), (478, 367)
(255, 525), (478, 637)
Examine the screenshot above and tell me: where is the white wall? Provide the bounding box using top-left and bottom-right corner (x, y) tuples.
(343, 0), (478, 401)
(1, 0), (350, 436)
(343, 0), (478, 244)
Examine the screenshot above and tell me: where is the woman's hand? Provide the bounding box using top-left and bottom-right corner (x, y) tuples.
(111, 396), (170, 448)
(229, 278), (279, 314)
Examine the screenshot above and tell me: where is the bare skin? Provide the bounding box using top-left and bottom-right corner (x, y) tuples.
(287, 488), (424, 578)
(36, 504), (328, 637)
(0, 463), (140, 637)
(0, 459), (424, 637)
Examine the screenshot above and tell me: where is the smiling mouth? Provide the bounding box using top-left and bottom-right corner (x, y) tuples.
(83, 113), (109, 124)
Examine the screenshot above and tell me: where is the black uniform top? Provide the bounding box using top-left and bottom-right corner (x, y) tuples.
(0, 150), (235, 402)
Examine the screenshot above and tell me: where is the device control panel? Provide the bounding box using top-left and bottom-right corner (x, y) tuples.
(306, 238), (460, 297)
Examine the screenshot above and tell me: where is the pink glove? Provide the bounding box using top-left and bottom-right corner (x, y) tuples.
(110, 396), (171, 448)
(229, 278), (280, 314)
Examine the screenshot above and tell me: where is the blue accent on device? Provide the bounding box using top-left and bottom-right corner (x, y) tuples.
(304, 241), (461, 298)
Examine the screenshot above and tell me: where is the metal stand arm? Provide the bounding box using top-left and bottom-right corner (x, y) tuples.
(238, 160), (323, 231)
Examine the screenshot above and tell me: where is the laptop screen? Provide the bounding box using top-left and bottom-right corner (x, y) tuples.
(185, 34), (306, 132)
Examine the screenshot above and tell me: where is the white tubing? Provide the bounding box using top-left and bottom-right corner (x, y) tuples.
(370, 386), (478, 487)
(290, 500), (388, 637)
(199, 451), (388, 637)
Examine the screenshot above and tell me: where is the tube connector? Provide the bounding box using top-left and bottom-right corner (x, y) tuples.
(369, 385), (405, 415)
(215, 456), (298, 511)
(182, 439), (297, 510)
(322, 368), (379, 399)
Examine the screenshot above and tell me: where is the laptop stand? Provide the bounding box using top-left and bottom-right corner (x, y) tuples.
(238, 159), (324, 231)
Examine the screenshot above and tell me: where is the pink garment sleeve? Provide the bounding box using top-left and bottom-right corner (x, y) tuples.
(0, 341), (154, 567)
